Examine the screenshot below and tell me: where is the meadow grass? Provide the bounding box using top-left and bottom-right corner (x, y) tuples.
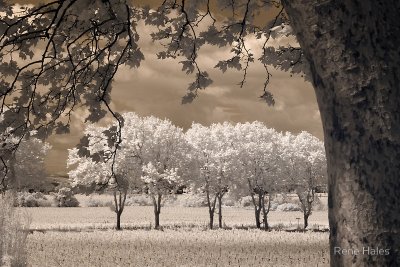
(24, 206), (329, 266)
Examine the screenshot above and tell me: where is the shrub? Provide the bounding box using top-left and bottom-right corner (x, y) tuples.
(52, 187), (80, 207)
(222, 194), (236, 207)
(276, 203), (301, 212)
(0, 192), (31, 266)
(16, 191), (53, 207)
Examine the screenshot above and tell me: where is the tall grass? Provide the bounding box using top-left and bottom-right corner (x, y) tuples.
(0, 192), (31, 267)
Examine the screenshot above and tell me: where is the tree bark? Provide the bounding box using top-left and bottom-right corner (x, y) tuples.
(254, 206), (261, 229)
(217, 193), (223, 228)
(209, 210), (214, 229)
(250, 191), (262, 229)
(282, 1), (400, 265)
(116, 210), (122, 230)
(297, 190), (313, 230)
(249, 179), (262, 229)
(262, 194), (271, 231)
(303, 212), (309, 230)
(153, 193), (162, 229)
(206, 189), (217, 229)
(113, 189), (126, 231)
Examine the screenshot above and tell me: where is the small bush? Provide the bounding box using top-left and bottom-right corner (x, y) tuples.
(276, 203), (301, 212)
(0, 192), (31, 266)
(273, 223), (285, 231)
(222, 194), (236, 207)
(52, 187), (80, 207)
(16, 191), (53, 207)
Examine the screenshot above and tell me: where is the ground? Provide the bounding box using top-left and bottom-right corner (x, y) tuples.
(24, 204), (329, 267)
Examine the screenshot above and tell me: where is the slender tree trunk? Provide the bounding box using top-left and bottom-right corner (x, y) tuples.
(297, 191), (313, 230)
(250, 191), (261, 228)
(254, 205), (261, 229)
(116, 210), (122, 230)
(282, 1), (400, 265)
(303, 211), (309, 230)
(217, 193), (223, 228)
(205, 189), (217, 229)
(209, 210), (214, 229)
(152, 193), (162, 229)
(249, 180), (262, 229)
(113, 189), (127, 231)
(154, 209), (160, 229)
(262, 194), (271, 231)
(256, 193), (262, 229)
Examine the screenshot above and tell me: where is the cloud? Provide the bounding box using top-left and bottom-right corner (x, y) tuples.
(45, 16), (322, 175)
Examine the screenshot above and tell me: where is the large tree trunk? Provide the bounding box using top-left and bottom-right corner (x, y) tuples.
(282, 1), (400, 265)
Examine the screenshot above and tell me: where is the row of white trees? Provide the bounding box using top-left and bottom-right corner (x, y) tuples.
(68, 112), (327, 230)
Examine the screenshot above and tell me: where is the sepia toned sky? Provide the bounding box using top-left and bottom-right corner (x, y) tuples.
(9, 1), (322, 175)
(44, 22), (322, 175)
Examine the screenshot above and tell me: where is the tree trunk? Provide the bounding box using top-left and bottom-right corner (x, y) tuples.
(217, 193), (223, 228)
(282, 1), (400, 265)
(297, 191), (313, 230)
(209, 210), (214, 229)
(116, 210), (122, 230)
(113, 189), (126, 231)
(254, 206), (261, 229)
(206, 190), (217, 229)
(153, 193), (162, 229)
(248, 180), (262, 229)
(262, 194), (271, 231)
(303, 212), (309, 230)
(154, 209), (160, 229)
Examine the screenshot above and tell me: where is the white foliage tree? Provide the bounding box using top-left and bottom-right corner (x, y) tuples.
(186, 122), (238, 229)
(233, 122), (282, 230)
(281, 131), (327, 229)
(68, 124), (140, 230)
(141, 162), (181, 229)
(127, 114), (191, 229)
(69, 112), (191, 229)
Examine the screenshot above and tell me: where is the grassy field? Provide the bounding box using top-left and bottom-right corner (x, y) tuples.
(24, 206), (329, 267)
(25, 206), (328, 231)
(27, 229), (329, 267)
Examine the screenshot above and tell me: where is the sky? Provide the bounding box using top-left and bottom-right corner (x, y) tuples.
(44, 21), (323, 175)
